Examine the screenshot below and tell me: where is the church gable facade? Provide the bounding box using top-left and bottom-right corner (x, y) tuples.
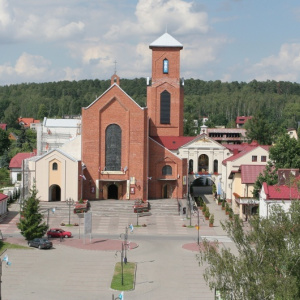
(81, 77), (148, 201)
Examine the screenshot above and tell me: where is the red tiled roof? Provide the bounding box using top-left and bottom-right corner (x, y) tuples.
(18, 118), (40, 128)
(240, 165), (266, 184)
(151, 136), (195, 150)
(0, 193), (8, 201)
(0, 123), (7, 130)
(262, 182), (300, 200)
(222, 142), (270, 166)
(9, 152), (36, 169)
(235, 116), (252, 124)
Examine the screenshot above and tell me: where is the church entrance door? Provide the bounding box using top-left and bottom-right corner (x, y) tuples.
(108, 184), (118, 200)
(162, 184), (171, 198)
(49, 184), (61, 201)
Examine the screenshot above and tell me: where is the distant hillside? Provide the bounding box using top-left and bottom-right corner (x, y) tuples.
(0, 78), (299, 130)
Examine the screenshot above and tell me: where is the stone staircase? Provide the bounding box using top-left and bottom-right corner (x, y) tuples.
(39, 199), (180, 217)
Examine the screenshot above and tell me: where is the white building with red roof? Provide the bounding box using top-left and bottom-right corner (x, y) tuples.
(0, 193), (8, 217)
(221, 141), (270, 208)
(231, 164), (266, 220)
(259, 182), (300, 218)
(9, 152), (36, 184)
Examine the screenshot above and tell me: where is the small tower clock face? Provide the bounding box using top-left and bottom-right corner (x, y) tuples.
(163, 59), (169, 73)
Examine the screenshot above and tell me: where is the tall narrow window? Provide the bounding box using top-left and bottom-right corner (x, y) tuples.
(160, 90), (170, 124)
(162, 165), (172, 175)
(52, 162), (58, 170)
(163, 59), (169, 74)
(213, 159), (218, 173)
(189, 159), (193, 174)
(105, 124), (121, 171)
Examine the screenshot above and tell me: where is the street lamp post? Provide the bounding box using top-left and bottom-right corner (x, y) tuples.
(120, 227), (128, 264)
(66, 198), (74, 225)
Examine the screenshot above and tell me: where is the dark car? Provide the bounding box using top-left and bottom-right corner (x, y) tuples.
(47, 228), (72, 238)
(28, 238), (53, 249)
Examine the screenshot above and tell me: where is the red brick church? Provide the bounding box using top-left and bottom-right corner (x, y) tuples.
(81, 33), (188, 201)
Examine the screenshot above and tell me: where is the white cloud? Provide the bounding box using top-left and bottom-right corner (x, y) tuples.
(0, 0), (14, 28)
(0, 53), (53, 84)
(248, 43), (300, 81)
(105, 0), (209, 40)
(15, 53), (51, 76)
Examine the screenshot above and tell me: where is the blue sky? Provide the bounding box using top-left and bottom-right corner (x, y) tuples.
(1, 0), (300, 85)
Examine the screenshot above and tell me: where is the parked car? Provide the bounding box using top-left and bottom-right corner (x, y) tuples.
(47, 228), (72, 238)
(28, 238), (53, 249)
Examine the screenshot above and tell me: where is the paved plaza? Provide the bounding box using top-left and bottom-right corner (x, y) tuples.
(0, 195), (234, 300)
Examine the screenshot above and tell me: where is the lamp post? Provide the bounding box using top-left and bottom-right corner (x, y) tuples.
(66, 198), (74, 225)
(120, 227), (128, 264)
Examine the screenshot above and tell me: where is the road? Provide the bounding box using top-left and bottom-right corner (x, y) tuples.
(1, 195), (234, 300)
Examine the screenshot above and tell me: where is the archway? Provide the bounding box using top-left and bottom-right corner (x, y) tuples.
(49, 184), (61, 201)
(190, 176), (214, 196)
(108, 184), (118, 200)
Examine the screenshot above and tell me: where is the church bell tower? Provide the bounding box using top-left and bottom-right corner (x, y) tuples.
(147, 33), (184, 137)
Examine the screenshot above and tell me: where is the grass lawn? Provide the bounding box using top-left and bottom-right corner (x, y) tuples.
(0, 241), (28, 252)
(111, 262), (136, 291)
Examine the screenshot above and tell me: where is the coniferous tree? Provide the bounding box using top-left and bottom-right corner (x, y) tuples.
(17, 182), (48, 240)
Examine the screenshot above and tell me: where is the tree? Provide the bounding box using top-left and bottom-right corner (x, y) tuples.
(269, 133), (300, 168)
(198, 201), (300, 299)
(252, 161), (278, 198)
(244, 112), (274, 145)
(0, 150), (10, 168)
(0, 128), (10, 156)
(17, 182), (48, 240)
(184, 113), (196, 136)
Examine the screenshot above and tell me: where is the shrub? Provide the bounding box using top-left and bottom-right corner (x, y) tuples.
(209, 214), (214, 225)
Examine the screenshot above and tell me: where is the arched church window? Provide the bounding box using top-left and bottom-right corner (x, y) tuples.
(198, 154), (208, 172)
(160, 90), (170, 124)
(214, 159), (218, 173)
(105, 124), (121, 171)
(163, 58), (169, 74)
(162, 165), (172, 175)
(52, 162), (58, 171)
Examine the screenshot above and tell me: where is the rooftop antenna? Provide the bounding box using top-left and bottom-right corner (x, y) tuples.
(114, 60), (117, 74)
(165, 24), (168, 33)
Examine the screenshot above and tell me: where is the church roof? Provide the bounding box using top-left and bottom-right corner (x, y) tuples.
(151, 136), (194, 150)
(149, 33), (183, 49)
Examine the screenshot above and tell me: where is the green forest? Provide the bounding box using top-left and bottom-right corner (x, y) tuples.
(0, 78), (299, 132)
